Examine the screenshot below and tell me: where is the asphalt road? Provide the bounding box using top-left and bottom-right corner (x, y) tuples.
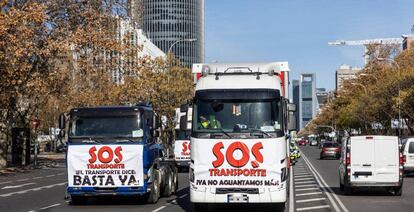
(298, 145), (414, 212)
(5, 146), (413, 212)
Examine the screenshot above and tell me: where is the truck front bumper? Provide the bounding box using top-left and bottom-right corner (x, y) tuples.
(190, 184), (287, 203)
(67, 186), (147, 197)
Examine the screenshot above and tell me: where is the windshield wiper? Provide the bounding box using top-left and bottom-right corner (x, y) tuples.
(110, 136), (137, 143)
(70, 136), (103, 143)
(250, 129), (272, 138)
(210, 129), (233, 139)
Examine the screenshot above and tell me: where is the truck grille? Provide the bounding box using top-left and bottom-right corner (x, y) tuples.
(216, 188), (259, 194)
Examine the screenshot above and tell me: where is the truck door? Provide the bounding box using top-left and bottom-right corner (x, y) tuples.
(350, 137), (375, 183)
(374, 137), (399, 183)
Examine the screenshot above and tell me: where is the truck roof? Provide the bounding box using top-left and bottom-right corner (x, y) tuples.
(192, 62), (289, 74)
(70, 105), (152, 117)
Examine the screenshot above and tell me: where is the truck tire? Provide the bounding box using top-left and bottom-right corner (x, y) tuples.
(340, 182), (344, 191)
(162, 172), (173, 197)
(147, 170), (160, 204)
(344, 186), (353, 195)
(194, 203), (209, 212)
(394, 186), (403, 196)
(70, 195), (87, 205)
(172, 170), (178, 194)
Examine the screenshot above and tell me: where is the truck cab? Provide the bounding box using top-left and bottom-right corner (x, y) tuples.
(61, 104), (178, 204)
(181, 62), (295, 210)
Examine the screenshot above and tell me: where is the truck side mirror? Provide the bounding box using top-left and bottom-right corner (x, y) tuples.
(180, 104), (188, 113)
(287, 103), (296, 112)
(58, 114), (66, 129)
(180, 115), (188, 131)
(288, 112), (296, 131)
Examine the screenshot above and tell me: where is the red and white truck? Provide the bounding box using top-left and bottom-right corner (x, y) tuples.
(174, 108), (192, 169)
(180, 62), (296, 211)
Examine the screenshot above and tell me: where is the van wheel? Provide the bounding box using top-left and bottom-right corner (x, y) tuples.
(344, 186), (353, 195)
(394, 186), (403, 196)
(162, 172), (173, 197)
(147, 170), (160, 204)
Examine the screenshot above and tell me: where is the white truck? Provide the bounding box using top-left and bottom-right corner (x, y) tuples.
(339, 136), (404, 195)
(174, 108), (192, 169)
(179, 62), (296, 211)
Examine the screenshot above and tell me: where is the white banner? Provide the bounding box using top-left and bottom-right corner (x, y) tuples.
(174, 140), (191, 161)
(67, 144), (144, 187)
(192, 138), (286, 188)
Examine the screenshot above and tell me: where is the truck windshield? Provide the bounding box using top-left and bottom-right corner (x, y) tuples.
(194, 99), (282, 136)
(69, 115), (141, 139)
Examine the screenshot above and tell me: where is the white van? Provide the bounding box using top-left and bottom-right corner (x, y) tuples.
(403, 138), (414, 174)
(339, 136), (404, 195)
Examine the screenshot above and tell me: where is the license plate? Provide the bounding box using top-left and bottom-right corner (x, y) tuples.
(227, 194), (249, 203)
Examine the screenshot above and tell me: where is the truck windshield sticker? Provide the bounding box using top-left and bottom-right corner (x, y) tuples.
(260, 126), (274, 132)
(274, 122), (281, 130)
(132, 129), (143, 138)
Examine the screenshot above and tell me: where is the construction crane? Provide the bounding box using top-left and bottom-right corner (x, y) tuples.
(328, 38), (403, 64)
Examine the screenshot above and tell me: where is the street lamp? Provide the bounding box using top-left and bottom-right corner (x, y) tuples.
(166, 38), (197, 104)
(378, 57), (401, 136)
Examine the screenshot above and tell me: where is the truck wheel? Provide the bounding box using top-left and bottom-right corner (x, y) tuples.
(70, 195), (87, 205)
(340, 182), (344, 191)
(394, 186), (403, 196)
(194, 203), (209, 212)
(344, 186), (353, 195)
(162, 172), (173, 197)
(172, 171), (178, 194)
(147, 170), (160, 204)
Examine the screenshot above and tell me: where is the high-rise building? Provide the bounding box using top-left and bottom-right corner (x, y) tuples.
(292, 80), (300, 131)
(403, 36), (414, 50)
(335, 64), (362, 90)
(132, 0), (205, 67)
(299, 73), (318, 129)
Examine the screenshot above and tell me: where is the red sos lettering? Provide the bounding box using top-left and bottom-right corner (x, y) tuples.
(182, 142), (190, 153)
(88, 146), (123, 164)
(212, 142), (264, 168)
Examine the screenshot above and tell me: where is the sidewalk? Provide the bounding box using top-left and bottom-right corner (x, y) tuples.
(0, 152), (65, 176)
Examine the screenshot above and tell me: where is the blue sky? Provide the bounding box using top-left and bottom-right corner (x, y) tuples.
(205, 0), (414, 90)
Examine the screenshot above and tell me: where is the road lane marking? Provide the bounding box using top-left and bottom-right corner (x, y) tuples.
(0, 181), (12, 185)
(45, 175), (56, 178)
(289, 165), (294, 212)
(295, 184), (318, 188)
(295, 192), (322, 196)
(295, 177), (314, 181)
(40, 203), (61, 210)
(297, 205), (330, 211)
(294, 181), (316, 184)
(0, 182), (65, 197)
(294, 174), (312, 177)
(57, 173), (65, 176)
(296, 187), (320, 192)
(294, 175), (312, 179)
(152, 206), (166, 212)
(2, 183), (35, 190)
(17, 178), (29, 182)
(302, 152), (349, 212)
(178, 194), (188, 199)
(33, 177), (42, 179)
(296, 198), (327, 203)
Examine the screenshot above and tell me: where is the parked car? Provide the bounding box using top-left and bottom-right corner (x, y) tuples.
(298, 139), (307, 146)
(320, 142), (340, 159)
(402, 138), (414, 175)
(339, 136), (403, 195)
